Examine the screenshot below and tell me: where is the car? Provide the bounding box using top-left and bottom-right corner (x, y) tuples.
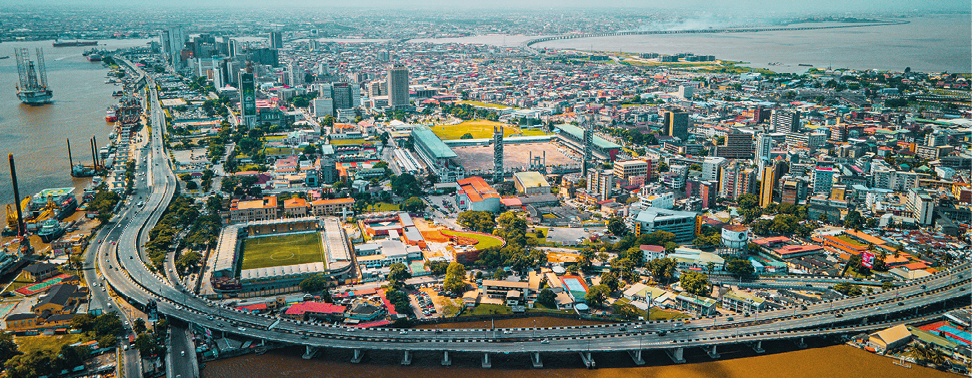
(618, 326), (626, 331)
(400, 330), (409, 335)
(238, 327), (246, 331)
(123, 345), (128, 350)
(181, 351), (185, 356)
(540, 339), (550, 344)
(727, 317), (734, 321)
(434, 330), (442, 334)
(835, 313), (843, 318)
(634, 325), (642, 329)
(301, 335), (309, 340)
(897, 302), (904, 306)
(347, 328), (355, 332)
(657, 330), (667, 336)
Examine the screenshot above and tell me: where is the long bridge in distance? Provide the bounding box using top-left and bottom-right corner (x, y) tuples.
(106, 53), (968, 374)
(521, 20), (910, 50)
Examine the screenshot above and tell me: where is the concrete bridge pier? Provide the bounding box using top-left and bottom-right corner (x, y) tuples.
(627, 350), (645, 365)
(751, 341), (765, 353)
(532, 352), (543, 368)
(666, 347), (686, 364)
(706, 345), (720, 359)
(482, 353), (492, 369)
(579, 352), (595, 369)
(795, 337), (808, 349)
(401, 350), (412, 366)
(302, 346), (319, 359)
(351, 349), (365, 363)
(442, 351), (452, 366)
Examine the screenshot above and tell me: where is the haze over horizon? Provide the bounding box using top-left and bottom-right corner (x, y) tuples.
(0, 0), (968, 13)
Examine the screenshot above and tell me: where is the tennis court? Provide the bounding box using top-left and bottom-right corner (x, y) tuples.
(16, 274), (74, 296)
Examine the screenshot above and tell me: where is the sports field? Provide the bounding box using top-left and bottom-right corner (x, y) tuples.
(439, 229), (505, 250)
(431, 120), (550, 140)
(241, 232), (325, 270)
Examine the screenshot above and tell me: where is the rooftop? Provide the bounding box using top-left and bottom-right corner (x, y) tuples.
(412, 125), (458, 159)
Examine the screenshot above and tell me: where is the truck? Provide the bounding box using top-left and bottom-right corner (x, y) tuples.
(128, 334), (135, 345)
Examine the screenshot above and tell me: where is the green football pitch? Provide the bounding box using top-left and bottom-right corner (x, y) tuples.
(240, 232), (325, 271)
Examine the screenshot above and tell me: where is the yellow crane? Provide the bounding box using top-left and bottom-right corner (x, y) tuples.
(5, 197), (29, 231)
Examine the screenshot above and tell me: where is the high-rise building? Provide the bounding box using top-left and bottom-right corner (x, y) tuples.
(493, 126), (504, 183)
(781, 179), (802, 205)
(756, 133), (773, 161)
(771, 110), (801, 133)
(664, 111), (690, 141)
(238, 68), (257, 129)
(719, 162), (755, 201)
(760, 164), (778, 208)
(582, 124), (594, 177)
(715, 132), (754, 159)
(702, 157), (727, 182)
(613, 159), (649, 182)
(700, 181), (717, 209)
(587, 169), (614, 200)
(387, 64), (409, 110)
(812, 167), (835, 198)
(270, 31), (283, 49)
(163, 27), (187, 71)
(753, 105), (771, 124)
(331, 82), (353, 111)
(926, 132), (947, 147)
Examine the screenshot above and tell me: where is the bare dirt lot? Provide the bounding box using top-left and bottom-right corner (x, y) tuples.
(453, 142), (579, 172)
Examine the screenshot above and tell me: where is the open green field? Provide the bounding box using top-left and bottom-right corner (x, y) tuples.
(648, 307), (691, 321)
(431, 120), (550, 140)
(456, 100), (516, 110)
(16, 334), (88, 355)
(836, 235), (867, 248)
(366, 202), (400, 212)
(241, 232), (325, 271)
(329, 138), (366, 146)
(464, 304), (512, 316)
(440, 229), (505, 250)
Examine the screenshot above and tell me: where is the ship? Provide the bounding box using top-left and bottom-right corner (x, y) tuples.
(52, 40), (99, 47)
(37, 219), (64, 243)
(14, 48), (53, 105)
(0, 56), (8, 60)
(86, 53), (102, 62)
(105, 106), (117, 122)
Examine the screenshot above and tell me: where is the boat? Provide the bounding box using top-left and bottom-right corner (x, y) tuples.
(0, 56), (9, 60)
(71, 164), (97, 177)
(37, 219), (64, 243)
(14, 48), (53, 105)
(105, 107), (117, 122)
(87, 53), (102, 62)
(52, 40), (98, 47)
(798, 63), (813, 67)
(111, 91), (124, 97)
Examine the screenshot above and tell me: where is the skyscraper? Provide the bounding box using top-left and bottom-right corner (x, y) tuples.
(771, 110), (801, 133)
(270, 31), (283, 49)
(238, 68), (256, 129)
(387, 64), (409, 111)
(664, 111), (689, 141)
(330, 83), (353, 111)
(760, 163), (778, 208)
(493, 126), (504, 183)
(163, 27), (187, 71)
(756, 133), (773, 161)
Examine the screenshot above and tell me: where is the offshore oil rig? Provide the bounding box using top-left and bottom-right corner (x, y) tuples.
(14, 48), (53, 105)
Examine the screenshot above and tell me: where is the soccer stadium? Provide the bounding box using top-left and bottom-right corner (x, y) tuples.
(209, 216), (354, 297)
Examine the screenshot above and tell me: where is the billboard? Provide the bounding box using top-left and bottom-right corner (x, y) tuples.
(861, 251), (875, 269)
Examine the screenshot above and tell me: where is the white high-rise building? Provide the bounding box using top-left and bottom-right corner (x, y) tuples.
(387, 64), (409, 111)
(702, 157), (727, 182)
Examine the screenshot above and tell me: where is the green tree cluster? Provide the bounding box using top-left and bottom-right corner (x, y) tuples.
(457, 211), (496, 233)
(648, 257), (676, 283)
(443, 262), (467, 295)
(388, 263), (412, 289)
(679, 271), (711, 297)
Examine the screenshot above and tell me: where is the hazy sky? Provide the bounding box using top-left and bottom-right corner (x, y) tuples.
(1, 0), (968, 12)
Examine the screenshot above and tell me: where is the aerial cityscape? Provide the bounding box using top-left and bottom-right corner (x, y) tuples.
(0, 1), (969, 377)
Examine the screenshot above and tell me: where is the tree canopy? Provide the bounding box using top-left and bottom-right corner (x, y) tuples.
(679, 271), (711, 297)
(457, 211), (496, 233)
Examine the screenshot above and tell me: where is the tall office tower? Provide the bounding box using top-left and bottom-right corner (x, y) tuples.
(702, 157), (727, 182)
(753, 105), (771, 124)
(387, 64), (409, 110)
(663, 110), (690, 141)
(812, 166), (835, 198)
(760, 163), (778, 208)
(331, 82), (353, 110)
(238, 67), (256, 129)
(756, 133), (773, 161)
(771, 110), (801, 133)
(715, 132), (755, 159)
(270, 31), (283, 49)
(493, 126), (504, 183)
(164, 27), (187, 71)
(582, 124), (593, 177)
(377, 50), (390, 62)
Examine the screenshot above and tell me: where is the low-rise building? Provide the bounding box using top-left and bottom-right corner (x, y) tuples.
(513, 171), (551, 195)
(674, 293), (718, 316)
(721, 290), (766, 313)
(310, 198), (355, 216)
(230, 197), (279, 223)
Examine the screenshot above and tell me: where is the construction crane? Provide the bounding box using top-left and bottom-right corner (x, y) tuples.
(3, 197), (30, 236)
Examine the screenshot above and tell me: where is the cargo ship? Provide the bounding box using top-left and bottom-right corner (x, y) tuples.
(14, 48), (53, 105)
(52, 40), (98, 47)
(105, 107), (117, 122)
(37, 219), (64, 243)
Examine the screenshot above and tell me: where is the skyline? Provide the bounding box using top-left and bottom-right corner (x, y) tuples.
(0, 0), (969, 12)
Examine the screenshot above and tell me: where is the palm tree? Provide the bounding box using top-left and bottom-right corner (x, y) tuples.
(909, 343), (946, 367)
